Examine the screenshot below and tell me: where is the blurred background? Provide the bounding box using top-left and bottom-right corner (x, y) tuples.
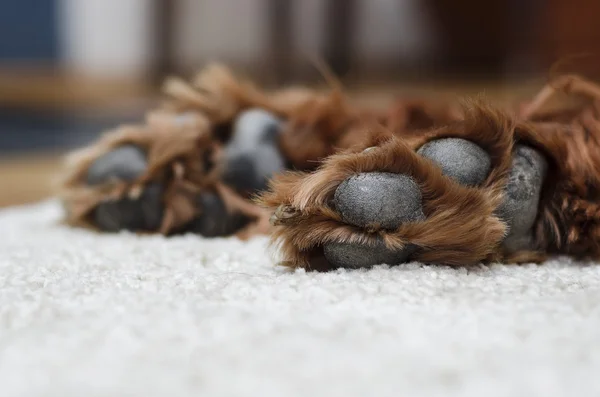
(1, 0), (600, 206)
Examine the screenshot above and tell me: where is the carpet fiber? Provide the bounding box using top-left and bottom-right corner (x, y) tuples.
(1, 201), (600, 397)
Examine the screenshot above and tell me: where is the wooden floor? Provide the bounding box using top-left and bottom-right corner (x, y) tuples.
(0, 153), (64, 207)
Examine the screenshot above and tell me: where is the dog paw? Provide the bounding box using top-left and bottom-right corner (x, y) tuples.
(261, 108), (548, 269)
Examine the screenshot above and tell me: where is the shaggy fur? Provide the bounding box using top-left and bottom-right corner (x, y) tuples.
(260, 103), (516, 269)
(518, 75), (600, 260)
(60, 64), (351, 237)
(61, 64), (455, 238)
(60, 111), (217, 233)
(60, 107), (268, 237)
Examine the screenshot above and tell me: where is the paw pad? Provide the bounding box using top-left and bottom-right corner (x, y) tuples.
(323, 240), (415, 269)
(224, 109), (287, 194)
(188, 192), (249, 237)
(334, 172), (425, 230)
(86, 145), (165, 232)
(417, 138), (491, 186)
(498, 145), (547, 251)
(93, 183), (163, 232)
(86, 144), (147, 185)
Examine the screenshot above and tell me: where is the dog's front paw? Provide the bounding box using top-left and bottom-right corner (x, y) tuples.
(261, 105), (548, 269)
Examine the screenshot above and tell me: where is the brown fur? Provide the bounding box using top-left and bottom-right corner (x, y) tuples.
(60, 110), (218, 233)
(278, 96), (463, 171)
(162, 64), (318, 123)
(59, 64), (351, 236)
(260, 103), (517, 269)
(517, 75), (600, 260)
(61, 64), (456, 237)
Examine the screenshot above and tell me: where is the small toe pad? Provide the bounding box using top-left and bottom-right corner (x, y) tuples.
(229, 109), (282, 150)
(224, 109), (286, 194)
(334, 172), (424, 230)
(86, 144), (147, 185)
(498, 145), (548, 252)
(417, 138), (491, 187)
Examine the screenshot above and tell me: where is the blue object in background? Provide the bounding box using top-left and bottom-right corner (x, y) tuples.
(0, 0), (58, 61)
(0, 1), (135, 154)
(0, 109), (143, 154)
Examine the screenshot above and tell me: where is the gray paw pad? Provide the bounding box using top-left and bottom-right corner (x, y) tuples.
(224, 145), (286, 193)
(224, 109), (286, 194)
(323, 240), (415, 269)
(498, 145), (548, 252)
(334, 172), (425, 230)
(93, 183), (163, 232)
(86, 144), (147, 185)
(417, 138), (491, 186)
(188, 192), (249, 237)
(229, 109), (281, 149)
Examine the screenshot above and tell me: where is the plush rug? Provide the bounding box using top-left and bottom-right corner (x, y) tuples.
(1, 201), (599, 397)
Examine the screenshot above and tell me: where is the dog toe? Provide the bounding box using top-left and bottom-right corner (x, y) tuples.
(417, 138), (491, 186)
(93, 183), (163, 232)
(333, 172), (425, 230)
(86, 144), (147, 185)
(498, 145), (548, 252)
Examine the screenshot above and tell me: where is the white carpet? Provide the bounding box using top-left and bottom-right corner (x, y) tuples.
(1, 201), (600, 397)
